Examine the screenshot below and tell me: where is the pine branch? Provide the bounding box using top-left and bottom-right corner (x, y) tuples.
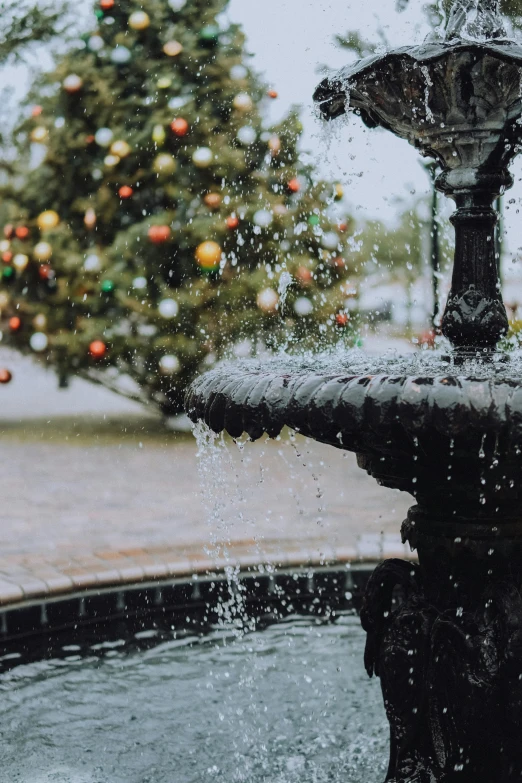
(0, 1), (67, 64)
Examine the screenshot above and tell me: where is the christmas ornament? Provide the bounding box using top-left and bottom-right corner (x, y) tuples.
(170, 117), (189, 137)
(273, 204), (288, 217)
(199, 25), (220, 44)
(288, 178), (301, 194)
(84, 208), (97, 229)
(296, 266), (313, 284)
(230, 64), (247, 80)
(9, 316), (21, 331)
(163, 40), (183, 57)
(334, 183), (344, 201)
(158, 298), (179, 319)
(294, 297), (313, 316)
(33, 313), (47, 329)
(110, 140), (131, 158)
(268, 135), (281, 155)
(168, 0), (186, 10)
(55, 117), (65, 129)
(132, 276), (147, 290)
(89, 340), (107, 359)
(195, 241), (221, 270)
(148, 225), (171, 244)
(237, 126), (256, 146)
(204, 193), (221, 209)
(152, 124), (166, 144)
(233, 93), (253, 112)
(157, 77), (172, 90)
(95, 127), (113, 147)
(336, 312), (349, 327)
(253, 209), (273, 228)
(2, 267), (14, 281)
(31, 105), (43, 117)
(159, 354), (180, 374)
(30, 126), (48, 143)
(84, 253), (102, 272)
(63, 74), (83, 93)
(15, 226), (29, 240)
(267, 89), (279, 99)
(153, 153), (177, 175)
(308, 214), (320, 226)
(3, 225), (14, 239)
(88, 35), (104, 52)
(37, 211), (59, 231)
(118, 185), (133, 199)
(100, 0), (115, 9)
(104, 154), (120, 167)
(38, 264), (53, 280)
(101, 280), (115, 294)
(0, 369), (12, 384)
(0, 240), (9, 252)
(13, 254), (29, 271)
(321, 231), (340, 251)
(2, 251), (12, 263)
(86, 134), (95, 144)
(226, 215), (239, 230)
(257, 288), (278, 313)
(111, 46), (132, 64)
(168, 96), (190, 110)
(192, 147), (213, 168)
(128, 11), (150, 30)
(34, 242), (52, 262)
(30, 332), (48, 352)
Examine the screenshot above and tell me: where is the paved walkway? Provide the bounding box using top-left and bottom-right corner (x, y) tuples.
(0, 347), (415, 607)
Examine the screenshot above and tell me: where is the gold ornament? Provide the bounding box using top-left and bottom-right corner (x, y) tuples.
(110, 140), (131, 158)
(33, 313), (47, 330)
(63, 74), (83, 93)
(129, 11), (150, 30)
(152, 124), (166, 145)
(104, 154), (120, 167)
(37, 210), (60, 231)
(163, 40), (183, 57)
(84, 208), (97, 229)
(334, 183), (344, 201)
(31, 126), (48, 143)
(153, 153), (177, 175)
(233, 93), (253, 112)
(34, 241), (53, 262)
(13, 253), (29, 271)
(195, 241), (222, 270)
(257, 288), (279, 313)
(204, 193), (222, 209)
(157, 77), (172, 90)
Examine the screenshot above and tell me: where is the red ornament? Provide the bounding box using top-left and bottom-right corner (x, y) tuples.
(38, 264), (52, 280)
(336, 313), (349, 327)
(119, 185), (133, 199)
(89, 340), (107, 359)
(170, 118), (189, 137)
(85, 135), (95, 144)
(2, 252), (12, 264)
(226, 215), (239, 230)
(100, 0), (114, 9)
(15, 226), (30, 240)
(3, 225), (14, 239)
(9, 316), (21, 332)
(288, 178), (301, 194)
(0, 368), (12, 384)
(296, 266), (313, 285)
(338, 222), (349, 232)
(330, 256), (346, 269)
(267, 90), (278, 99)
(148, 225), (171, 244)
(31, 105), (43, 117)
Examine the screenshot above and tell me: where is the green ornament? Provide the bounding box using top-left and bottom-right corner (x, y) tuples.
(94, 9), (104, 20)
(2, 267), (14, 280)
(308, 215), (320, 226)
(199, 25), (220, 44)
(101, 280), (115, 294)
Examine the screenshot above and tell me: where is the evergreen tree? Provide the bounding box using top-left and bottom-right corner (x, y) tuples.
(0, 0), (356, 416)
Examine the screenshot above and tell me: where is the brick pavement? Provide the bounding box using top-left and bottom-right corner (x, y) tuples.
(0, 416), (414, 606)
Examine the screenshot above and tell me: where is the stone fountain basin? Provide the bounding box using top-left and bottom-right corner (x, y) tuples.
(185, 363), (522, 505)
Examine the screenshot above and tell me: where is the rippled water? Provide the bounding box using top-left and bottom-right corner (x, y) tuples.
(0, 616), (387, 783)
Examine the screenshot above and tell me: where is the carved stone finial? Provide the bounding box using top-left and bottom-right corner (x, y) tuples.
(444, 0), (506, 40)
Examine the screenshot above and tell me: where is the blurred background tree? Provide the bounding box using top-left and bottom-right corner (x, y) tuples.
(0, 0), (358, 417)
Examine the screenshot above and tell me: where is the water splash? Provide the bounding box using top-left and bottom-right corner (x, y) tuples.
(278, 270), (293, 316)
(444, 0), (507, 42)
(420, 66), (435, 124)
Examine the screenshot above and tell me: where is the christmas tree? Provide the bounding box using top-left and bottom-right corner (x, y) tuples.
(0, 0), (357, 416)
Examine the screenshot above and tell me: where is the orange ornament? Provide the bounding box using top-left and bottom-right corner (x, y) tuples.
(3, 225), (14, 239)
(86, 135), (95, 144)
(170, 118), (189, 137)
(100, 0), (114, 9)
(338, 222), (348, 232)
(9, 316), (21, 332)
(226, 215), (239, 230)
(204, 193), (221, 209)
(119, 185), (133, 199)
(297, 266), (313, 284)
(2, 251), (13, 264)
(331, 256), (346, 269)
(288, 178), (301, 194)
(336, 313), (349, 327)
(0, 368), (12, 384)
(267, 90), (278, 99)
(15, 226), (30, 240)
(148, 225), (171, 244)
(31, 105), (43, 117)
(89, 340), (107, 359)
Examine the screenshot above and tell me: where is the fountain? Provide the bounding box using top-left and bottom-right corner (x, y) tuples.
(185, 1), (522, 781)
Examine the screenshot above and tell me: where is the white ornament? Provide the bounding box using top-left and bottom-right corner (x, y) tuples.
(159, 354), (181, 374)
(192, 147), (213, 168)
(168, 96), (190, 110)
(84, 254), (102, 272)
(253, 209), (273, 228)
(230, 64), (247, 80)
(158, 298), (179, 319)
(95, 128), (114, 147)
(257, 288), (279, 312)
(55, 117), (65, 129)
(294, 297), (314, 316)
(321, 231), (340, 251)
(237, 126), (257, 146)
(133, 276), (147, 290)
(104, 154), (120, 167)
(233, 92), (253, 112)
(63, 74), (83, 92)
(30, 332), (49, 352)
(88, 35), (104, 52)
(13, 254), (29, 271)
(168, 0), (186, 9)
(111, 45), (132, 64)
